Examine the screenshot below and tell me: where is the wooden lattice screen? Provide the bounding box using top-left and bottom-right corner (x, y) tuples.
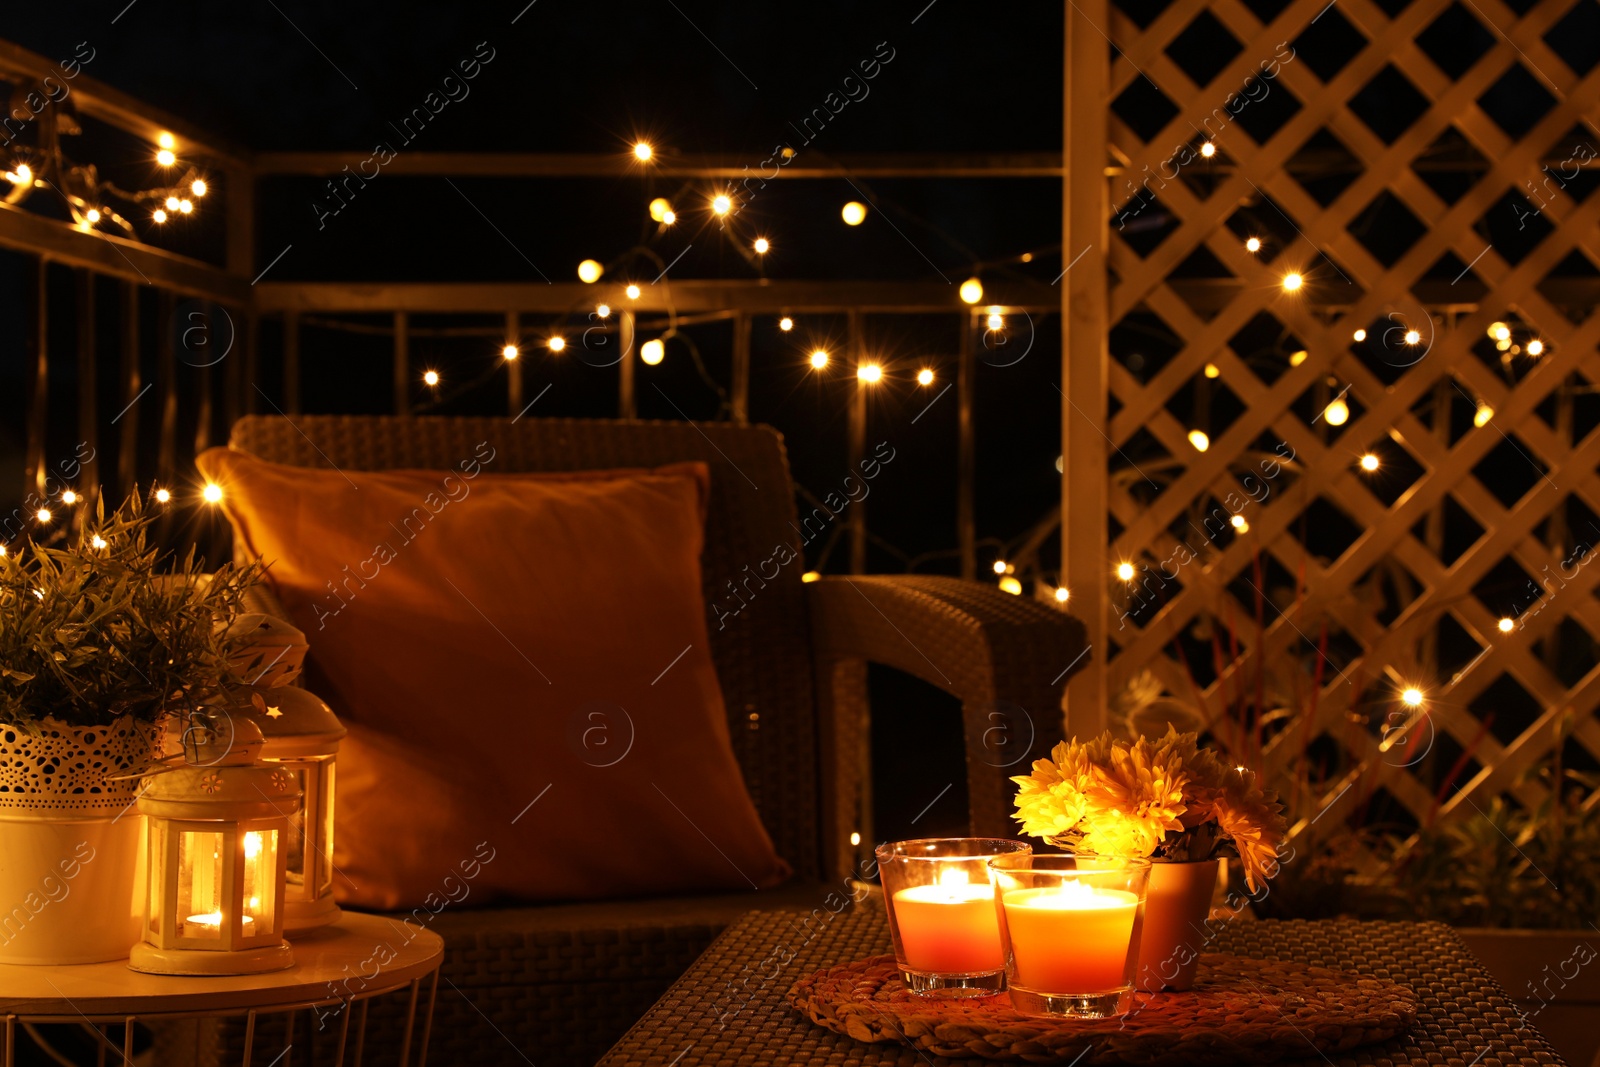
(1062, 0), (1600, 846)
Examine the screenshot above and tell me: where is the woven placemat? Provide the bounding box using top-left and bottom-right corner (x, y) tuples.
(790, 953), (1418, 1065)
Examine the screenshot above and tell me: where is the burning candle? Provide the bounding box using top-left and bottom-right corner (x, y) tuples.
(1002, 881), (1140, 991)
(891, 869), (1003, 974)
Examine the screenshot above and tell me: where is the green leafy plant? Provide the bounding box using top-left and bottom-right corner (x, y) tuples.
(0, 492), (261, 728)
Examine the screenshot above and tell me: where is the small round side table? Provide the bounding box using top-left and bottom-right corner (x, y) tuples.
(0, 912), (443, 1067)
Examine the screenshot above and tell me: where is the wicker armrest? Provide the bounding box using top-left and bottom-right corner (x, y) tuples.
(806, 575), (1088, 876)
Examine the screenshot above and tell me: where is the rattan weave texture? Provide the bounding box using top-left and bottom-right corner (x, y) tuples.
(599, 908), (1568, 1066)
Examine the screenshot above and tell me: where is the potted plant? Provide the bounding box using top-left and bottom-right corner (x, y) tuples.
(1010, 726), (1287, 991)
(0, 493), (259, 964)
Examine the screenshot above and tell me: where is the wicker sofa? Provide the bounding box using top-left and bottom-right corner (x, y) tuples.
(212, 413), (1087, 1066)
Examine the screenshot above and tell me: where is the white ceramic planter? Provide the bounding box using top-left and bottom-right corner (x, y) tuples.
(1134, 857), (1221, 992)
(0, 716), (161, 964)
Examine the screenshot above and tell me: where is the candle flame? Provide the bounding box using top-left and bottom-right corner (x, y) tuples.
(939, 868), (970, 887)
(1009, 880), (1137, 910)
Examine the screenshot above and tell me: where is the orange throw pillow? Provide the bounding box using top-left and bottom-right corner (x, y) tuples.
(196, 446), (790, 909)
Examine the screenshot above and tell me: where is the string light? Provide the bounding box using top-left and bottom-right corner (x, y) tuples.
(165, 196), (180, 211)
(1497, 617), (1515, 633)
(36, 508), (51, 523)
(547, 336), (566, 353)
(711, 194), (732, 216)
(84, 209), (100, 224)
(1474, 402), (1493, 427)
(1054, 586), (1070, 603)
(998, 576), (1023, 596)
(1281, 272), (1304, 292)
(857, 363), (883, 383)
(916, 368), (935, 385)
(841, 201), (867, 226)
(154, 488), (171, 504)
(423, 369), (440, 387)
(156, 148), (176, 167)
(5, 164), (30, 186)
(90, 535), (107, 550)
(625, 284), (641, 300)
(152, 209), (167, 224)
(1401, 687), (1424, 708)
(157, 132), (175, 150)
(809, 349), (829, 370)
(1526, 339), (1544, 356)
(596, 304), (611, 318)
(1403, 329), (1421, 345)
(987, 312), (1004, 331)
(1199, 141), (1216, 158)
(959, 278), (983, 304)
(577, 259), (603, 284)
(1359, 453), (1380, 472)
(202, 484), (223, 504)
(662, 209), (676, 225)
(1116, 562), (1136, 582)
(1231, 514), (1248, 532)
(753, 237), (769, 255)
(1353, 329), (1366, 342)
(1204, 363), (1220, 378)
(641, 339), (665, 365)
(1188, 429), (1210, 452)
(178, 199), (193, 214)
(802, 571), (822, 583)
(1289, 349), (1308, 367)
(1324, 398), (1350, 426)
(191, 178), (207, 197)
(778, 316), (793, 331)
(632, 142), (653, 162)
(648, 197), (672, 222)
(1489, 322), (1511, 342)
(993, 560), (1009, 575)
(1245, 236), (1261, 253)
(502, 344), (519, 361)
(61, 490), (78, 505)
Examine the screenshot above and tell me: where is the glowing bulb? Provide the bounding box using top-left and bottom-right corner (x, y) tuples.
(753, 237), (770, 255)
(959, 277), (983, 304)
(849, 830), (861, 846)
(1359, 453), (1380, 472)
(152, 209), (168, 224)
(8, 164), (30, 185)
(1282, 272), (1303, 292)
(1245, 236), (1261, 253)
(857, 363), (883, 383)
(1289, 349), (1308, 367)
(1498, 617), (1515, 633)
(1230, 514), (1248, 531)
(156, 149), (176, 167)
(625, 284), (641, 300)
(1404, 329), (1421, 345)
(633, 142), (653, 162)
(596, 304), (611, 318)
(191, 178), (207, 197)
(1401, 687), (1424, 708)
(502, 344), (519, 360)
(577, 259), (603, 284)
(60, 490), (78, 505)
(154, 488), (171, 504)
(1204, 363), (1220, 378)
(84, 209), (101, 224)
(916, 368), (935, 386)
(90, 535), (107, 550)
(1526, 339), (1544, 356)
(202, 483), (223, 504)
(993, 560), (1009, 575)
(987, 313), (1004, 331)
(178, 199), (193, 214)
(640, 339), (665, 365)
(1474, 403), (1493, 427)
(36, 508), (51, 524)
(244, 831), (262, 858)
(841, 201), (867, 226)
(165, 196), (180, 211)
(778, 316), (793, 332)
(423, 370), (440, 386)
(809, 349), (829, 370)
(1054, 586), (1070, 603)
(1116, 562), (1136, 581)
(648, 197), (672, 222)
(999, 576), (1023, 595)
(711, 194), (732, 216)
(1324, 398), (1350, 426)
(1199, 141), (1216, 158)
(1353, 329), (1367, 342)
(662, 210), (676, 225)
(157, 132), (175, 150)
(0, 545), (6, 557)
(547, 336), (566, 353)
(802, 571), (821, 583)
(1188, 429), (1210, 452)
(1490, 323), (1511, 342)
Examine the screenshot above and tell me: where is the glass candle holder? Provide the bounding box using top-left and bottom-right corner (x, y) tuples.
(987, 853), (1152, 1018)
(876, 838), (1031, 997)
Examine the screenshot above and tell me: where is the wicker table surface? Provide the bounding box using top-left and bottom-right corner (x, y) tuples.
(599, 905), (1567, 1067)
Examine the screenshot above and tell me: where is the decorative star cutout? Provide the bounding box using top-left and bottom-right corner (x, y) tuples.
(265, 706), (283, 719)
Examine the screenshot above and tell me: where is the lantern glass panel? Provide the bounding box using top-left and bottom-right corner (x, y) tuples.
(280, 767), (309, 896)
(319, 761), (336, 896)
(178, 830), (225, 940)
(243, 829), (278, 935)
(148, 828), (164, 935)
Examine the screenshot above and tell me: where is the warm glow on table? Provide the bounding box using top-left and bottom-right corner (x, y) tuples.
(1002, 882), (1139, 992)
(891, 871), (1004, 974)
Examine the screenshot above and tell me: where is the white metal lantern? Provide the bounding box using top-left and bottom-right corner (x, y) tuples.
(245, 685), (347, 933)
(130, 719), (301, 976)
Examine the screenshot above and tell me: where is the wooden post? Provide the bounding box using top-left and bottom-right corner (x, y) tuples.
(958, 310), (976, 580)
(193, 304), (214, 456)
(76, 270), (98, 511)
(619, 311), (636, 419)
(157, 290), (178, 481)
(242, 310), (259, 415)
(393, 312), (410, 416)
(225, 168), (256, 281)
(118, 281), (141, 496)
(506, 311), (522, 416)
(283, 311), (301, 415)
(731, 312), (751, 424)
(24, 259), (47, 501)
(1061, 0), (1111, 737)
(848, 310), (867, 575)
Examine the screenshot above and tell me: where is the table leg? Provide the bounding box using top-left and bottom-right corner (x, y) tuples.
(122, 1018), (134, 1066)
(242, 1009), (257, 1067)
(96, 1024), (106, 1067)
(397, 978), (420, 1067)
(352, 999), (369, 1067)
(333, 1001), (351, 1067)
(416, 969), (438, 1067)
(4, 1015), (13, 1067)
(283, 1005), (295, 1067)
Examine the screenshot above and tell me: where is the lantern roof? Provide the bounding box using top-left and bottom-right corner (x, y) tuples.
(244, 685), (346, 757)
(138, 760), (302, 820)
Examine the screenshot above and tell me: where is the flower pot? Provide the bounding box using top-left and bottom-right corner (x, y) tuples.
(0, 716), (162, 964)
(1134, 857), (1220, 992)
